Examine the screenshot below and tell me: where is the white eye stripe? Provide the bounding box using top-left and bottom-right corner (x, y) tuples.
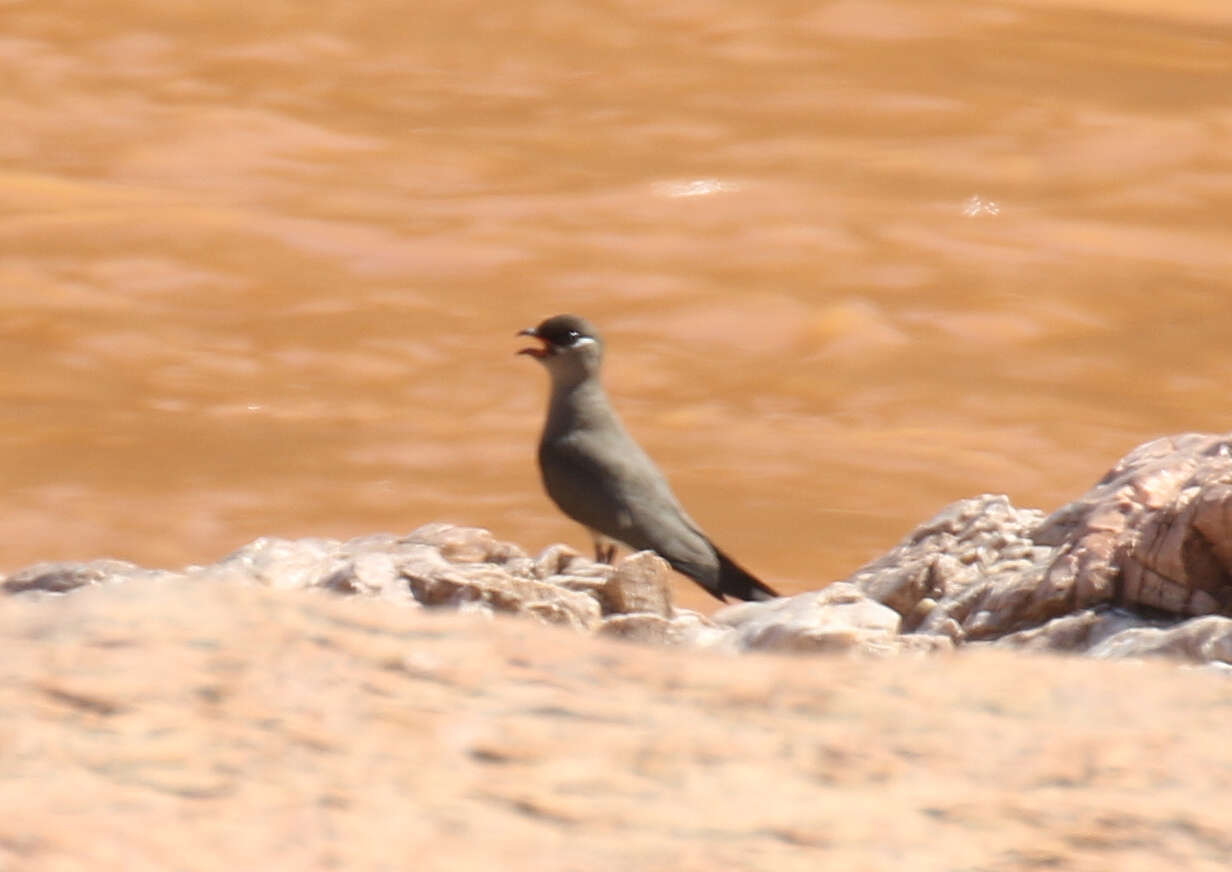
(570, 336), (598, 348)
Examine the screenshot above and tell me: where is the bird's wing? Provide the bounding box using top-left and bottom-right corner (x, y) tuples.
(538, 428), (716, 571)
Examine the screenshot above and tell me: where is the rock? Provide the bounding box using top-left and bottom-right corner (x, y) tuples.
(1, 559), (169, 594)
(715, 582), (915, 655)
(597, 610), (728, 647)
(213, 536), (344, 590)
(406, 523), (528, 565)
(1034, 433), (1232, 615)
(598, 551), (673, 617)
(1088, 615), (1232, 663)
(401, 562), (601, 631)
(839, 433), (1232, 658)
(551, 574), (611, 601)
(521, 596), (601, 631)
(206, 531), (606, 630)
(991, 608), (1153, 653)
(597, 612), (674, 643)
(318, 551), (416, 601)
(533, 543), (587, 578)
(844, 494), (1054, 640)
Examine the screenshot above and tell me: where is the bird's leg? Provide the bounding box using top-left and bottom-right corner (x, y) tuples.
(591, 533), (617, 565)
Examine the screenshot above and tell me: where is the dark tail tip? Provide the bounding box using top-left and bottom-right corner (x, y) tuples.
(715, 549), (780, 602)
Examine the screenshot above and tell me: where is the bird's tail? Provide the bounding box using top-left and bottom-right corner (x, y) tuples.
(715, 548), (780, 602)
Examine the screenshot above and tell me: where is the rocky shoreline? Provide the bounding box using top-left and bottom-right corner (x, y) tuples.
(8, 432), (1232, 667)
(5, 432), (1232, 871)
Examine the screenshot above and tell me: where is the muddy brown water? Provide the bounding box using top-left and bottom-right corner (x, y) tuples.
(2, 0), (1230, 609)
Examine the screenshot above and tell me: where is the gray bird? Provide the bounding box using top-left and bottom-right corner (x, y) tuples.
(517, 314), (779, 602)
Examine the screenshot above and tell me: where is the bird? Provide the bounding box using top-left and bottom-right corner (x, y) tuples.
(517, 314), (779, 602)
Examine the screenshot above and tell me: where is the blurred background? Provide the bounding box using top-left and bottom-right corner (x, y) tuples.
(1, 0), (1229, 608)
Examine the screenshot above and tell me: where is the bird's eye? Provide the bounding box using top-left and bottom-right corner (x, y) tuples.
(564, 330), (581, 344)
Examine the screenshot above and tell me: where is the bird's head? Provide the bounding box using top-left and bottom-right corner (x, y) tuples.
(517, 314), (603, 385)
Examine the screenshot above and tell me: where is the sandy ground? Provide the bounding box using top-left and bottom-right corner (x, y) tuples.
(2, 578), (1230, 871)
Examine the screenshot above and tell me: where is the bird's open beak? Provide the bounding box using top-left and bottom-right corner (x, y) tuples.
(516, 327), (550, 358)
